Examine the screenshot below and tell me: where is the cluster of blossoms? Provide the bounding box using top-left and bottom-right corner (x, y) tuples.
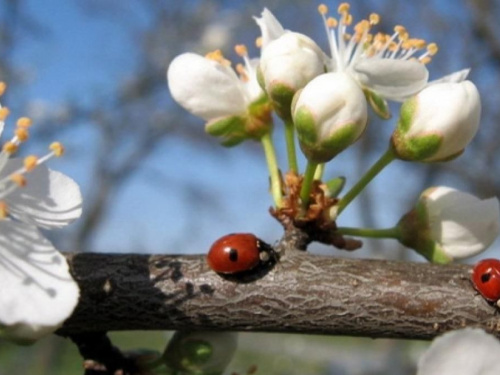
(0, 83), (82, 343)
(167, 3), (499, 263)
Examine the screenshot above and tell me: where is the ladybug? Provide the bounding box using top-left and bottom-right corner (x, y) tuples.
(207, 233), (274, 274)
(471, 258), (500, 306)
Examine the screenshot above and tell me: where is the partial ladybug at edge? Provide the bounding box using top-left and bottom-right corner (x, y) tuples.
(207, 233), (275, 275)
(471, 258), (500, 306)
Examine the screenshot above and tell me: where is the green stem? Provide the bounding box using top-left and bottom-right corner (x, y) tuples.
(336, 148), (396, 216)
(336, 226), (401, 239)
(299, 161), (318, 208)
(284, 119), (298, 174)
(261, 132), (283, 208)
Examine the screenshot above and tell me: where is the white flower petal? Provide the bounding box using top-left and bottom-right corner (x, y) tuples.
(352, 59), (429, 101)
(167, 53), (247, 121)
(2, 160), (82, 229)
(417, 328), (500, 375)
(0, 220), (79, 342)
(253, 8), (286, 47)
(428, 68), (470, 85)
(425, 187), (500, 259)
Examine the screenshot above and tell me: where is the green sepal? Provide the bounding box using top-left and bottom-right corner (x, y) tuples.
(324, 176), (346, 198)
(268, 82), (295, 120)
(205, 116), (245, 137)
(391, 131), (443, 161)
(365, 89), (391, 120)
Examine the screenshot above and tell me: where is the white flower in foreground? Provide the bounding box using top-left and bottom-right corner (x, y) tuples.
(255, 9), (326, 118)
(397, 186), (500, 264)
(391, 78), (480, 162)
(167, 47), (272, 146)
(417, 329), (500, 375)
(0, 96), (82, 343)
(316, 3), (433, 117)
(293, 72), (367, 163)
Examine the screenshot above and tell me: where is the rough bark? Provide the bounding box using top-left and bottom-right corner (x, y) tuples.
(58, 250), (500, 341)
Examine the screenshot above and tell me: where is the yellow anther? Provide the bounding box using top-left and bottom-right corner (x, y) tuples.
(327, 17), (338, 28)
(354, 20), (370, 35)
(10, 173), (26, 187)
(2, 142), (17, 155)
(318, 4), (328, 15)
(50, 141), (65, 157)
(343, 13), (353, 26)
(16, 116), (33, 128)
(369, 13), (380, 25)
(24, 155), (38, 171)
(0, 107), (10, 121)
(234, 44), (248, 57)
(0, 82), (6, 97)
(14, 127), (29, 142)
(338, 3), (350, 14)
(420, 56), (432, 64)
(255, 37), (263, 48)
(205, 49), (231, 66)
(427, 43), (439, 55)
(235, 64), (249, 82)
(0, 201), (8, 219)
(394, 25), (406, 35)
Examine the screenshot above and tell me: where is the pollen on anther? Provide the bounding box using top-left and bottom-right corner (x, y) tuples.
(15, 127), (29, 142)
(0, 201), (8, 219)
(24, 155), (39, 172)
(2, 142), (17, 155)
(369, 13), (380, 25)
(0, 107), (10, 121)
(0, 82), (6, 97)
(318, 4), (328, 15)
(16, 117), (33, 128)
(10, 174), (26, 187)
(338, 3), (350, 14)
(427, 43), (439, 55)
(234, 44), (248, 57)
(50, 142), (65, 157)
(255, 37), (263, 48)
(327, 17), (338, 28)
(205, 49), (231, 66)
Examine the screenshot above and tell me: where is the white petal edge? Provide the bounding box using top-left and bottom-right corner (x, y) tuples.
(2, 160), (83, 229)
(417, 328), (500, 375)
(427, 68), (470, 86)
(253, 8), (286, 47)
(0, 220), (79, 343)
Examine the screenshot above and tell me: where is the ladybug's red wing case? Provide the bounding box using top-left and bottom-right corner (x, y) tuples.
(472, 259), (500, 302)
(207, 233), (262, 274)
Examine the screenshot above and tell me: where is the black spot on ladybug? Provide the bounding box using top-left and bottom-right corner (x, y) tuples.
(229, 248), (238, 262)
(482, 273), (491, 283)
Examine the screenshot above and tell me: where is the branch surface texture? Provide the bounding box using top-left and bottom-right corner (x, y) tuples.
(59, 251), (499, 340)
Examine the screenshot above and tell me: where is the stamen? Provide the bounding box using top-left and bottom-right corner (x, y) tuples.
(2, 142), (17, 155)
(49, 142), (65, 157)
(427, 43), (439, 55)
(0, 82), (6, 97)
(234, 44), (248, 57)
(0, 107), (10, 121)
(0, 201), (8, 219)
(205, 49), (231, 66)
(236, 64), (249, 82)
(10, 174), (26, 187)
(24, 155), (38, 172)
(255, 37), (263, 48)
(318, 4), (328, 15)
(14, 127), (29, 142)
(327, 17), (338, 28)
(369, 13), (380, 25)
(16, 117), (33, 128)
(338, 3), (350, 14)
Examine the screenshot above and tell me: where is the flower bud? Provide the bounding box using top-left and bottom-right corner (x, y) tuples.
(292, 72), (368, 163)
(397, 186), (500, 263)
(258, 32), (325, 118)
(391, 80), (481, 162)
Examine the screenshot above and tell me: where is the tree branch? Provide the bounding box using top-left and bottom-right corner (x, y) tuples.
(59, 250), (499, 341)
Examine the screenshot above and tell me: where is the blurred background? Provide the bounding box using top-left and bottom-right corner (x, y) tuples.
(0, 0), (499, 374)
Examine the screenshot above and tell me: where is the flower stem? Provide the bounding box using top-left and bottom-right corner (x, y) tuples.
(261, 132), (283, 208)
(336, 148), (396, 216)
(284, 119), (298, 174)
(336, 226), (401, 239)
(300, 161), (318, 209)
(314, 163), (325, 180)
